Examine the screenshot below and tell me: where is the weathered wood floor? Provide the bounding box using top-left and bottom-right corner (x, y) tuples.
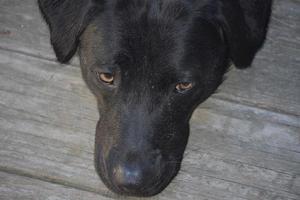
(0, 0), (299, 199)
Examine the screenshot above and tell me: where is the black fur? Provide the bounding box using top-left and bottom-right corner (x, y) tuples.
(38, 0), (272, 196)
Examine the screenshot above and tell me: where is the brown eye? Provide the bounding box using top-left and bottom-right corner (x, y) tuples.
(97, 72), (114, 84)
(175, 82), (193, 92)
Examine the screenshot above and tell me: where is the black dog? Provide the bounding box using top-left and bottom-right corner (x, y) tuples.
(38, 0), (272, 197)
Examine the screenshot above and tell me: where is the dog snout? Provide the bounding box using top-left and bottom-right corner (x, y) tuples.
(108, 150), (162, 195)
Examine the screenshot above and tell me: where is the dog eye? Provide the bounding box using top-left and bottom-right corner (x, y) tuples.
(96, 72), (114, 84)
(175, 82), (193, 93)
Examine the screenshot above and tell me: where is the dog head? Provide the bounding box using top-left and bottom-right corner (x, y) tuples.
(38, 0), (272, 196)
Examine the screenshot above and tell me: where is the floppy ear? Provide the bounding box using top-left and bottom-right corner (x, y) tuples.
(38, 0), (103, 63)
(218, 0), (273, 68)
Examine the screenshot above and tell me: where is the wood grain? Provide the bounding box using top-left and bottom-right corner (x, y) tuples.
(0, 171), (113, 200)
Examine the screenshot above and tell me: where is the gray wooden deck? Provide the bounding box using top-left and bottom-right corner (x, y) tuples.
(0, 0), (299, 199)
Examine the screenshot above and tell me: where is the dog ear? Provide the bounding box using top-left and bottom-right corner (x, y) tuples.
(218, 0), (272, 68)
(38, 0), (103, 63)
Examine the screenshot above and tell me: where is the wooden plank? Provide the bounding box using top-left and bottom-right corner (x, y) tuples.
(214, 0), (300, 115)
(0, 171), (114, 200)
(1, 49), (299, 200)
(0, 0), (55, 59)
(0, 0), (299, 115)
(0, 0), (79, 64)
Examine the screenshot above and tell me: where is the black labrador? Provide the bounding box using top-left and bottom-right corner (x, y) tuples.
(38, 0), (273, 197)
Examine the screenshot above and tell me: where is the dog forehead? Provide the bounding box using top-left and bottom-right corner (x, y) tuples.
(114, 0), (190, 18)
(108, 0), (193, 72)
(82, 0), (217, 76)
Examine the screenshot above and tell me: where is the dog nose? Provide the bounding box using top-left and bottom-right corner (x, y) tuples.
(113, 163), (145, 191)
(109, 151), (162, 194)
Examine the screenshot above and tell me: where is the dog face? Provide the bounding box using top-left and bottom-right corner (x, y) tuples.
(38, 0), (272, 196)
(79, 3), (229, 195)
